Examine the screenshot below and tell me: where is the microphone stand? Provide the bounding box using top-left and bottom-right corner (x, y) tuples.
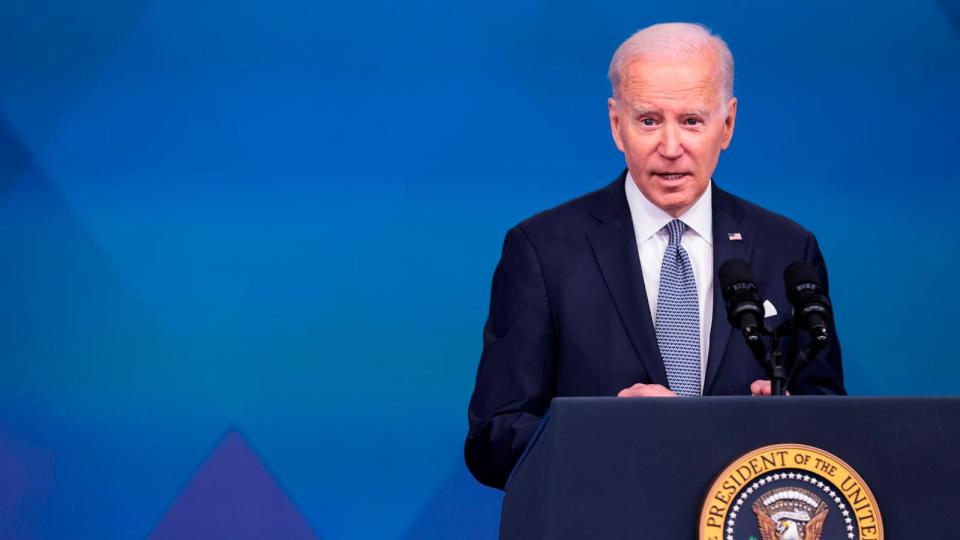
(743, 323), (789, 397)
(768, 322), (792, 396)
(742, 319), (827, 396)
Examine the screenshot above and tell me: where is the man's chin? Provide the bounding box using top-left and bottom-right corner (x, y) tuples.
(648, 191), (695, 216)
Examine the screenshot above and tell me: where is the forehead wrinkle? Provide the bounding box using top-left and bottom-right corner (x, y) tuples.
(621, 76), (719, 100)
(620, 74), (719, 98)
(617, 55), (724, 108)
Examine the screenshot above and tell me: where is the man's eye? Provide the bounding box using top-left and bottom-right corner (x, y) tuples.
(684, 117), (703, 126)
(640, 118), (656, 126)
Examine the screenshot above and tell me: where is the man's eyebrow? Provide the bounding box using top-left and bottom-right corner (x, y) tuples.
(683, 108), (713, 118)
(628, 105), (714, 118)
(630, 105), (661, 116)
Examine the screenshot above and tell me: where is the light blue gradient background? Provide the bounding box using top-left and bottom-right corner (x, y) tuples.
(0, 0), (958, 538)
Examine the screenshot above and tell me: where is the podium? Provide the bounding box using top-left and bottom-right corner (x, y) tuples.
(500, 396), (960, 539)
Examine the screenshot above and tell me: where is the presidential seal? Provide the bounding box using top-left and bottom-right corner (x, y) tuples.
(698, 444), (882, 540)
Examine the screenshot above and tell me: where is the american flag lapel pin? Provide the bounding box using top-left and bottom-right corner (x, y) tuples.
(727, 232), (743, 241)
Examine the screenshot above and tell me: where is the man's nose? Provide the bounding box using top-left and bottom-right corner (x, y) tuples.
(657, 124), (684, 159)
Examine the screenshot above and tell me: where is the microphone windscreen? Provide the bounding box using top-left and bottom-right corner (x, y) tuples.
(784, 260), (822, 291)
(719, 258), (755, 292)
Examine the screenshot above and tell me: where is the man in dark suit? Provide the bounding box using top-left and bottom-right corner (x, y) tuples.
(465, 23), (845, 490)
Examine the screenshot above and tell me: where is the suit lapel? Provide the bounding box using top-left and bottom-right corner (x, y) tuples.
(586, 174), (669, 387)
(704, 186), (753, 393)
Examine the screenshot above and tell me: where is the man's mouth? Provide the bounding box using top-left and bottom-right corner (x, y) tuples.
(653, 172), (690, 181)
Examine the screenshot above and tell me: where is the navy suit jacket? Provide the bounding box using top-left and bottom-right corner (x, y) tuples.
(465, 171), (846, 489)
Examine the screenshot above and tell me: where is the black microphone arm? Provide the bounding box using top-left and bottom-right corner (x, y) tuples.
(783, 260), (832, 342)
(718, 259), (770, 368)
(716, 259), (835, 396)
(783, 260), (833, 379)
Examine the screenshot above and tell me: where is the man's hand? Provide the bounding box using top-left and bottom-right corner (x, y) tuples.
(617, 383), (677, 397)
(750, 379), (790, 396)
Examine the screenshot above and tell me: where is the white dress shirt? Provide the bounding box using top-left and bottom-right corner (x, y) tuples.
(624, 173), (714, 390)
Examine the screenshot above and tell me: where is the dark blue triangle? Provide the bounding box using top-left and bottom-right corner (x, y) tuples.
(149, 430), (321, 540)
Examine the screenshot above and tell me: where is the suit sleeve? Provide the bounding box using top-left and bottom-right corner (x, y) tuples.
(465, 226), (556, 489)
(790, 232), (847, 395)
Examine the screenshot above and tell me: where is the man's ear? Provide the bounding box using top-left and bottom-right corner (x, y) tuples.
(608, 97), (625, 152)
(721, 97), (737, 150)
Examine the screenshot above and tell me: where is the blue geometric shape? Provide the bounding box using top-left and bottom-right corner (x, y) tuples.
(0, 0), (151, 148)
(401, 462), (502, 540)
(0, 113), (30, 200)
(936, 0), (960, 32)
(0, 422), (55, 540)
(149, 430), (321, 540)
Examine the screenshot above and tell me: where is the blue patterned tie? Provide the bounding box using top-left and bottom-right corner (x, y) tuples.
(655, 219), (701, 396)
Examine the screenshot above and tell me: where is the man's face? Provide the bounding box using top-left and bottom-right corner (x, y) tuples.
(608, 49), (737, 217)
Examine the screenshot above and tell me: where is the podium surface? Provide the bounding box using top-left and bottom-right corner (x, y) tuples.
(501, 396), (960, 539)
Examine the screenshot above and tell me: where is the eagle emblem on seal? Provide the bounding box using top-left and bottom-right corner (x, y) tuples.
(752, 487), (829, 540)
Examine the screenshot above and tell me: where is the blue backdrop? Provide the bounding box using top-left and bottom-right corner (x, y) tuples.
(1, 0), (959, 538)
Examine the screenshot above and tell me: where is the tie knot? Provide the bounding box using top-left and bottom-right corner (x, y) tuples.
(665, 219), (686, 247)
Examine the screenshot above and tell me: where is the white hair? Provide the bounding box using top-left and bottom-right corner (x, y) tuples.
(608, 22), (734, 109)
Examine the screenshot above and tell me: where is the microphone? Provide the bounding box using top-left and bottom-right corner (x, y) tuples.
(783, 261), (832, 342)
(718, 259), (766, 340)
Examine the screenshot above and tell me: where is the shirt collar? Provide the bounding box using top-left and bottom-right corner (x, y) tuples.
(624, 171), (713, 245)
